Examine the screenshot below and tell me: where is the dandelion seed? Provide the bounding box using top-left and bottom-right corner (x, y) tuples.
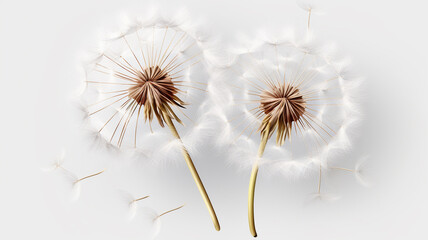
(42, 149), (106, 201)
(116, 189), (151, 220)
(69, 169), (105, 201)
(138, 204), (185, 239)
(59, 168), (105, 201)
(330, 156), (370, 187)
(41, 148), (66, 172)
(297, 1), (325, 30)
(129, 195), (150, 218)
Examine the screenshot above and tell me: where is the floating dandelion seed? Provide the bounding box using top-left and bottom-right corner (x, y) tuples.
(310, 165), (341, 202)
(137, 204), (185, 239)
(68, 169), (106, 201)
(42, 150), (106, 201)
(213, 16), (360, 237)
(116, 189), (150, 220)
(330, 156), (370, 187)
(297, 0), (325, 30)
(53, 167), (105, 201)
(41, 148), (66, 172)
(80, 12), (220, 230)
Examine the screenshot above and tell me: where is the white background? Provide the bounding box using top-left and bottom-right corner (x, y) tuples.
(1, 0), (428, 239)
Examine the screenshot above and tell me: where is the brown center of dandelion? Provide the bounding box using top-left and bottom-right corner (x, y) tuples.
(128, 66), (185, 127)
(260, 84), (306, 122)
(259, 83), (306, 145)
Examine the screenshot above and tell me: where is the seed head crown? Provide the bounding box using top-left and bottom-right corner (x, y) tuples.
(128, 65), (185, 127)
(258, 83), (306, 145)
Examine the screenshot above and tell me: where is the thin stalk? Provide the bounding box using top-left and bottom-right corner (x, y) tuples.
(162, 110), (221, 231)
(248, 130), (269, 237)
(132, 195), (150, 203)
(318, 164), (322, 194)
(330, 167), (355, 172)
(155, 204), (185, 221)
(75, 169), (105, 183)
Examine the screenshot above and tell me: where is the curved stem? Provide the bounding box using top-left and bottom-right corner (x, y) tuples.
(162, 111), (221, 231)
(248, 131), (269, 237)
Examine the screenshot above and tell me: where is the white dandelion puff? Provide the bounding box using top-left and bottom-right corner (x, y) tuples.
(79, 11), (220, 230)
(211, 22), (361, 236)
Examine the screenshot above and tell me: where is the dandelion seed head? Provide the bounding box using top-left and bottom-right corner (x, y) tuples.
(259, 83), (306, 145)
(127, 65), (184, 127)
(80, 11), (217, 160)
(211, 30), (361, 177)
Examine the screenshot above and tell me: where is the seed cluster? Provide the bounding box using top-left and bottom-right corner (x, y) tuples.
(258, 83), (306, 145)
(128, 66), (185, 127)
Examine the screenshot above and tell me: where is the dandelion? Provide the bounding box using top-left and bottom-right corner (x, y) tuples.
(80, 12), (220, 230)
(213, 17), (360, 237)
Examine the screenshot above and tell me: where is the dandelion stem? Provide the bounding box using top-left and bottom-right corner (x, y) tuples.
(155, 204), (185, 221)
(75, 169), (105, 183)
(248, 129), (269, 237)
(318, 164), (322, 194)
(330, 167), (355, 172)
(162, 110), (220, 231)
(132, 195), (150, 203)
(307, 8), (312, 31)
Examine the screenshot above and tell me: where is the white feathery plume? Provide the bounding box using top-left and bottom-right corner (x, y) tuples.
(297, 1), (325, 31)
(309, 192), (341, 202)
(310, 164), (341, 202)
(329, 156), (370, 187)
(115, 189), (150, 220)
(79, 10), (220, 230)
(354, 156), (370, 187)
(63, 169), (106, 202)
(58, 168), (81, 202)
(139, 207), (162, 239)
(296, 1), (325, 15)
